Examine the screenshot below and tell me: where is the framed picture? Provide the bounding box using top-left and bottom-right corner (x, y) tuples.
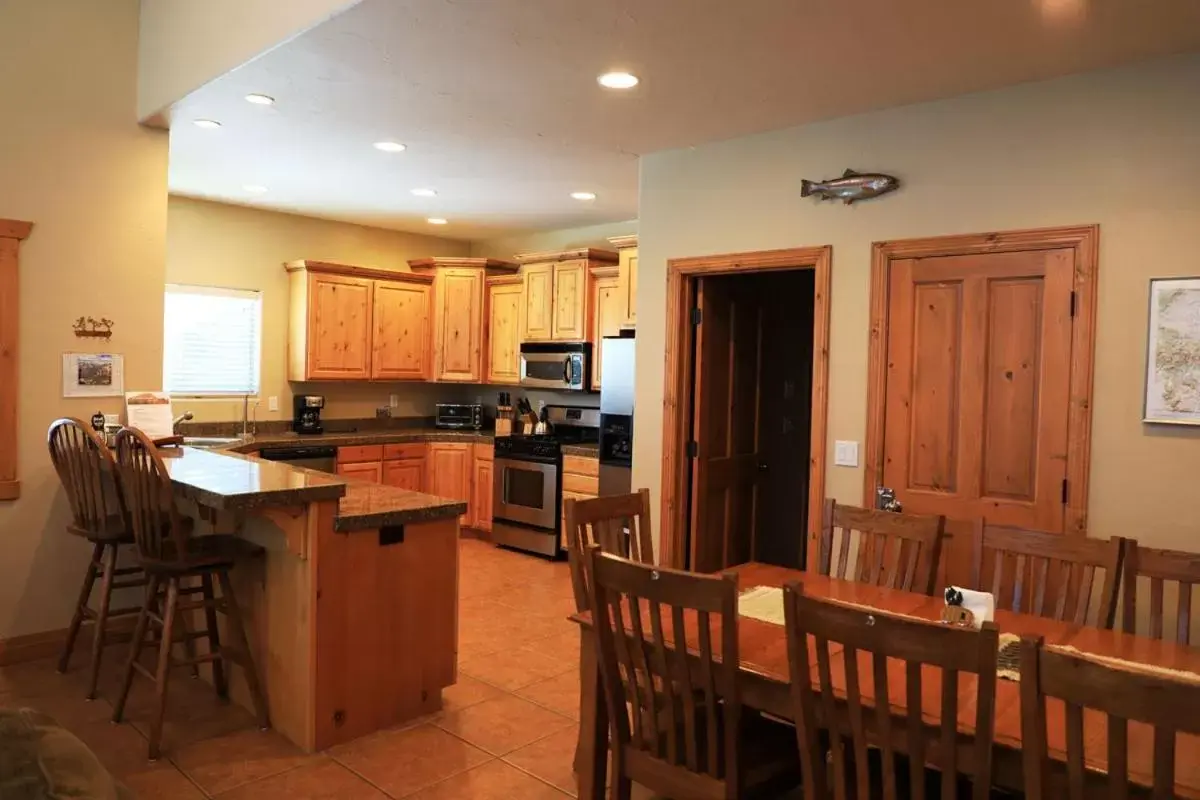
(1143, 277), (1200, 425)
(62, 353), (124, 398)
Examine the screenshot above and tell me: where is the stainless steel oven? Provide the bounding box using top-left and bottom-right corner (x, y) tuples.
(493, 456), (558, 530)
(520, 342), (591, 392)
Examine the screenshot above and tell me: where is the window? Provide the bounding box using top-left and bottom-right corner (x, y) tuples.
(163, 284), (262, 396)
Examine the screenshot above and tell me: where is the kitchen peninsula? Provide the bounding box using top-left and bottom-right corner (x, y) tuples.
(159, 445), (465, 751)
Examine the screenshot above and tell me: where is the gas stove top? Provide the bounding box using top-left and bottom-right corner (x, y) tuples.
(494, 405), (599, 463)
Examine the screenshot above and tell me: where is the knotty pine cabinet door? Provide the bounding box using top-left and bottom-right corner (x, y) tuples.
(337, 460), (383, 483)
(308, 274), (373, 380)
(486, 278), (523, 384)
(471, 454), (493, 531)
(618, 246), (638, 328)
(426, 443), (472, 525)
(383, 459), (425, 492)
(523, 262), (554, 341)
(372, 280), (431, 380)
(551, 260), (588, 341)
(432, 269), (485, 383)
(590, 271), (623, 390)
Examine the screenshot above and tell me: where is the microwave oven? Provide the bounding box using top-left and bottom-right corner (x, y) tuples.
(519, 342), (591, 392)
(434, 403), (486, 430)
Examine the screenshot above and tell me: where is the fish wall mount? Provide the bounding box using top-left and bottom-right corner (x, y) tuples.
(801, 169), (900, 205)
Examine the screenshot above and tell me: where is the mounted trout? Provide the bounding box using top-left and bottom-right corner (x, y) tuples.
(801, 169), (900, 204)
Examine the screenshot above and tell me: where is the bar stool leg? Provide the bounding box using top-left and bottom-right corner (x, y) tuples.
(58, 541), (104, 674)
(113, 574), (158, 723)
(200, 573), (227, 699)
(85, 543), (119, 699)
(148, 578), (180, 761)
(176, 577), (202, 680)
(216, 569), (269, 730)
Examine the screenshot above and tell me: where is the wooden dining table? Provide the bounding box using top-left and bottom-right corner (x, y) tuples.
(570, 562), (1200, 799)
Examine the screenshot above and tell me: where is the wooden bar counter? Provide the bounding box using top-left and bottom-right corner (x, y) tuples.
(159, 446), (464, 751)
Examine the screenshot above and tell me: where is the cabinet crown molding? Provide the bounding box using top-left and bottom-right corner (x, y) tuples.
(0, 219), (34, 240)
(606, 234), (638, 250)
(285, 259), (433, 283)
(514, 247), (618, 265)
(407, 257), (518, 272)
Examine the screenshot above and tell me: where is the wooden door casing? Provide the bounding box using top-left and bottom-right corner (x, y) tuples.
(523, 262), (553, 341)
(432, 268), (484, 383)
(308, 274), (373, 380)
(552, 260), (589, 340)
(589, 267), (623, 390)
(371, 280), (430, 380)
(486, 278), (523, 385)
(865, 226), (1100, 587)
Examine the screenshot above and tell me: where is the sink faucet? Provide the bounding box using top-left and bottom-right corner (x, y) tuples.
(242, 394), (257, 439)
(172, 411), (194, 434)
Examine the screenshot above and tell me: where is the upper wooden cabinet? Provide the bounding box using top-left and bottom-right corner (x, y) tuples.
(590, 265), (623, 390)
(409, 257), (519, 384)
(516, 248), (618, 343)
(608, 234), (638, 329)
(486, 276), (524, 385)
(286, 260), (434, 382)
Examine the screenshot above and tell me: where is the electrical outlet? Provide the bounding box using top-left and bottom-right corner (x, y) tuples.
(267, 396), (278, 412)
(834, 440), (859, 467)
(389, 394), (399, 409)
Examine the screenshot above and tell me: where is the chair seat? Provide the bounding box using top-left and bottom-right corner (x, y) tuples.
(137, 534), (265, 575)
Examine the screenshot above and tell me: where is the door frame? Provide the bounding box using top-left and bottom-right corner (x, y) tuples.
(863, 224), (1100, 537)
(659, 246), (833, 569)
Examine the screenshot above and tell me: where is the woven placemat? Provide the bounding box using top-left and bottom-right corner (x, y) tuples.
(997, 634), (1021, 681)
(1053, 644), (1200, 685)
(737, 586), (942, 627)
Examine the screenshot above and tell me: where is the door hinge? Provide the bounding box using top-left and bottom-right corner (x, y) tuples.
(690, 307), (702, 326)
(686, 441), (698, 459)
(1061, 478), (1069, 504)
(1069, 291), (1077, 317)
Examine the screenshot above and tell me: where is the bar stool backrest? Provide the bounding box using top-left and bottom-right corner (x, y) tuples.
(113, 427), (190, 565)
(47, 417), (122, 536)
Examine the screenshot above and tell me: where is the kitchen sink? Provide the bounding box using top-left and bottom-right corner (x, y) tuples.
(181, 436), (244, 449)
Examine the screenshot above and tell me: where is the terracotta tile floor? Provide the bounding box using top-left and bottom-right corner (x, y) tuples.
(0, 539), (666, 799)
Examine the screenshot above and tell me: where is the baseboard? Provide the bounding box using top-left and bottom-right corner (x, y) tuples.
(460, 527), (492, 542)
(0, 618), (136, 667)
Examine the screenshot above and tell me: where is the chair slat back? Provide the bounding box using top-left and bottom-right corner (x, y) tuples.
(588, 546), (741, 794)
(113, 427), (189, 564)
(973, 522), (1122, 628)
(47, 418), (121, 534)
(566, 489), (654, 612)
(783, 581), (999, 800)
(1019, 635), (1200, 799)
(818, 500), (946, 595)
(1122, 541), (1200, 646)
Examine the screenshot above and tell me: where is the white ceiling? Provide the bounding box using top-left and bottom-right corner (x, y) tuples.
(166, 0), (1200, 241)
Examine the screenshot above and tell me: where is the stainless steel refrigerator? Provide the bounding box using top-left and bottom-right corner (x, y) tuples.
(598, 334), (635, 496)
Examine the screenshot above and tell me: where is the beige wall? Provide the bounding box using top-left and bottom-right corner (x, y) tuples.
(0, 0), (169, 638)
(471, 219), (637, 260)
(166, 196), (471, 422)
(634, 53), (1200, 557)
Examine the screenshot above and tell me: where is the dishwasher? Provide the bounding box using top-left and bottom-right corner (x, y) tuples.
(256, 445), (338, 473)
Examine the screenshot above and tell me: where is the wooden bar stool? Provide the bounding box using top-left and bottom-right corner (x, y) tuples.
(110, 427), (270, 760)
(48, 418), (149, 700)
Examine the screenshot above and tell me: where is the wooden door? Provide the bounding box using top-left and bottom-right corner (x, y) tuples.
(590, 272), (623, 390)
(523, 262), (553, 341)
(471, 456), (493, 531)
(486, 279), (523, 384)
(619, 247), (638, 328)
(371, 280), (430, 380)
(432, 268), (484, 383)
(308, 274), (372, 379)
(552, 260), (589, 340)
(689, 278), (764, 573)
(426, 443), (471, 525)
(337, 460), (383, 483)
(383, 459), (424, 492)
(880, 248), (1076, 586)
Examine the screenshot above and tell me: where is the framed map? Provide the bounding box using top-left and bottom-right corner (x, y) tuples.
(1144, 277), (1200, 425)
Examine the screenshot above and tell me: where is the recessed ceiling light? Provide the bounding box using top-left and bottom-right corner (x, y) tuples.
(244, 93), (275, 106)
(427, 218), (448, 225)
(411, 188), (438, 197)
(374, 141), (407, 153)
(570, 191), (597, 201)
(242, 184), (269, 194)
(597, 71), (639, 90)
(193, 119), (222, 129)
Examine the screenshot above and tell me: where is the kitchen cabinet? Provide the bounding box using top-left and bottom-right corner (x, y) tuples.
(589, 265), (623, 390)
(382, 443), (427, 492)
(486, 276), (524, 385)
(470, 444), (493, 532)
(426, 442), (472, 526)
(608, 234), (638, 329)
(560, 454), (600, 550)
(285, 260), (434, 382)
(409, 258), (519, 383)
(337, 460), (383, 483)
(516, 248), (618, 343)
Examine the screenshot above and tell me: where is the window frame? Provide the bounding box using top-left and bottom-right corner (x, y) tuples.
(163, 283), (264, 398)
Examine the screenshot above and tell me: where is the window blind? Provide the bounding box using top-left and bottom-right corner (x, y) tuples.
(163, 284), (262, 396)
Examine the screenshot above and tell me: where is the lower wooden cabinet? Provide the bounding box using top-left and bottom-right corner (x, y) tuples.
(426, 443), (472, 525)
(382, 458), (425, 492)
(470, 444), (494, 532)
(337, 460), (383, 483)
(560, 454), (600, 550)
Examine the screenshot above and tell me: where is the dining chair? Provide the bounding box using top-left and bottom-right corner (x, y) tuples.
(1019, 634), (1200, 798)
(565, 489), (654, 612)
(972, 521), (1123, 628)
(47, 418), (149, 699)
(1121, 540), (1200, 645)
(588, 546), (799, 800)
(110, 427), (270, 760)
(817, 499), (947, 595)
(783, 580), (1000, 800)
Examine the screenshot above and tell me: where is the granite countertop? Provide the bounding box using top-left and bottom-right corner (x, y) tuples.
(335, 480), (467, 532)
(232, 429), (600, 458)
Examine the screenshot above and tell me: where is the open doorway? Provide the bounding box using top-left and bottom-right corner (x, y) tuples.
(659, 247), (831, 573)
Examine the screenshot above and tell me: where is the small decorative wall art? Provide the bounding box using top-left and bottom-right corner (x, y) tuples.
(1143, 277), (1200, 425)
(62, 353), (124, 398)
(73, 317), (114, 339)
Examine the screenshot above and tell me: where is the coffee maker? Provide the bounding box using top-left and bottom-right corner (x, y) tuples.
(292, 395), (325, 434)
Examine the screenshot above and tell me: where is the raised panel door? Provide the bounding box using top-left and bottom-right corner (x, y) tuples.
(619, 248), (638, 328)
(371, 280), (430, 380)
(590, 275), (623, 390)
(523, 263), (553, 341)
(337, 460), (383, 483)
(426, 443), (471, 525)
(308, 274), (372, 379)
(383, 459), (425, 492)
(552, 260), (588, 340)
(433, 269), (484, 382)
(471, 457), (493, 531)
(486, 281), (523, 384)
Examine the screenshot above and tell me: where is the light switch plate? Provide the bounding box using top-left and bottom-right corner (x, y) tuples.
(267, 396), (278, 412)
(834, 440), (859, 467)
